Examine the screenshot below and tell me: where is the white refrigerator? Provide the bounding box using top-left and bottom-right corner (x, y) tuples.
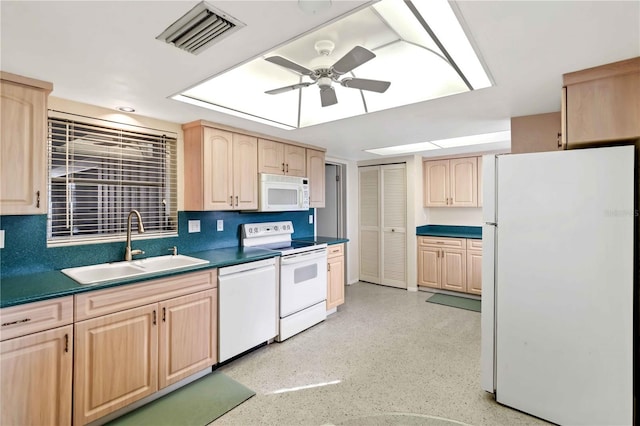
(480, 145), (634, 425)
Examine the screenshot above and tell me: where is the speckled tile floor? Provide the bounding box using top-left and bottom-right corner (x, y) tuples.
(212, 282), (550, 426)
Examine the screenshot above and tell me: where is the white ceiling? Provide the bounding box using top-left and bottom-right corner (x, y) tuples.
(1, 1), (638, 161)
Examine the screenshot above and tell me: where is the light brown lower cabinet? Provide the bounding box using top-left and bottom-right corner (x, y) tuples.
(1, 325), (73, 426)
(0, 296), (74, 426)
(417, 236), (481, 295)
(73, 271), (217, 425)
(327, 243), (345, 310)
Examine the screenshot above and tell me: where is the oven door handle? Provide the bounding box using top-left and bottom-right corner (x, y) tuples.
(281, 250), (327, 265)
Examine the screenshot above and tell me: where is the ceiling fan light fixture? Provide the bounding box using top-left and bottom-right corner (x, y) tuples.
(298, 0), (332, 15)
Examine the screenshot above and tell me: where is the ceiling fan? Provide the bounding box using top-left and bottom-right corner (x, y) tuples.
(264, 40), (391, 107)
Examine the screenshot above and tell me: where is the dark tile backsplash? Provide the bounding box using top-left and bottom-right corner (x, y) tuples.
(0, 210), (314, 278)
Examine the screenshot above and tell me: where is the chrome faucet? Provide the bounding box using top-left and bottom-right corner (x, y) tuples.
(125, 209), (145, 261)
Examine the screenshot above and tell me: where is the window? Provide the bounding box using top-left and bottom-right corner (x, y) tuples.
(47, 111), (177, 245)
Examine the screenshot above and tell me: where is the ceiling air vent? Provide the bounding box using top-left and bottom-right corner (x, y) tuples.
(156, 2), (245, 55)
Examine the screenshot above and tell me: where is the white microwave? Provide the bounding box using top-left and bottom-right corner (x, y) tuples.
(258, 173), (310, 212)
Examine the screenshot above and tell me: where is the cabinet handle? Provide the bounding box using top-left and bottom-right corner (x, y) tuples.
(328, 263), (331, 271)
(162, 307), (166, 322)
(230, 196), (233, 207)
(557, 132), (562, 148)
(391, 228), (395, 232)
(282, 162), (285, 172)
(153, 310), (157, 325)
(64, 334), (69, 353)
(286, 163), (289, 173)
(36, 190), (40, 208)
(235, 195), (239, 206)
(2, 318), (31, 326)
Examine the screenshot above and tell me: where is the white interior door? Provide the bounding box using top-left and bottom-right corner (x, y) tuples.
(495, 146), (634, 425)
(381, 164), (406, 288)
(359, 166), (381, 284)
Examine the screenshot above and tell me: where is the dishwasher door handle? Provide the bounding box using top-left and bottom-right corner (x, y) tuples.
(219, 265), (275, 278)
(281, 250), (327, 265)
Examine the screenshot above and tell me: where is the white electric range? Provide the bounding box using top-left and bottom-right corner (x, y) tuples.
(242, 221), (327, 341)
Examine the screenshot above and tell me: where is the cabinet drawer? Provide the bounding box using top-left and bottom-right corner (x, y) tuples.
(418, 236), (465, 249)
(467, 239), (483, 250)
(328, 243), (344, 258)
(0, 296), (73, 341)
(75, 270), (216, 321)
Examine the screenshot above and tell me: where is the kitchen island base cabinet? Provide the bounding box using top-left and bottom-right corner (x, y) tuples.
(1, 325), (73, 426)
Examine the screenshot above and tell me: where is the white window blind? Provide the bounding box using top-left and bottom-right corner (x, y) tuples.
(47, 112), (178, 245)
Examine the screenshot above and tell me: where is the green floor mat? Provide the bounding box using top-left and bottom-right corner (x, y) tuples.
(107, 372), (255, 426)
(426, 293), (481, 312)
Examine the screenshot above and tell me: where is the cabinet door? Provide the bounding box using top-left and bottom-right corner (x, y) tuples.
(424, 160), (449, 207)
(74, 304), (158, 425)
(307, 149), (325, 208)
(327, 253), (345, 310)
(284, 144), (306, 176)
(159, 290), (217, 389)
(467, 250), (482, 295)
(258, 139), (284, 175)
(0, 81), (48, 215)
(510, 112), (562, 154)
(232, 134), (258, 210)
(566, 71), (640, 146)
(418, 246), (440, 288)
(449, 157), (477, 207)
(441, 248), (466, 292)
(1, 325), (72, 426)
(203, 127), (234, 210)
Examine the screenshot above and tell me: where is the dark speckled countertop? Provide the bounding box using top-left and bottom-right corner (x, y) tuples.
(294, 236), (349, 245)
(416, 225), (482, 239)
(0, 246), (279, 308)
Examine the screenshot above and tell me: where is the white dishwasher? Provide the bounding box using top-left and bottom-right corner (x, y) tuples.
(218, 257), (277, 362)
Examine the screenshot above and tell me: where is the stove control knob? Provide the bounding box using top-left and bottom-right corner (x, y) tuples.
(254, 227), (258, 233)
(274, 225), (279, 231)
(248, 228), (252, 234)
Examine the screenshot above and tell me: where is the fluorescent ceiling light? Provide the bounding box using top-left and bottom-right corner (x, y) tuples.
(365, 141), (440, 156)
(174, 0), (492, 129)
(366, 131), (510, 155)
(172, 94), (296, 130)
(431, 131), (510, 148)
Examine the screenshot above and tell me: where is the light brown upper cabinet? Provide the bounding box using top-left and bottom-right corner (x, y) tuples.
(306, 149), (325, 208)
(511, 112), (563, 154)
(424, 157), (478, 207)
(183, 125), (258, 210)
(258, 139), (306, 177)
(0, 72), (53, 215)
(562, 57), (640, 148)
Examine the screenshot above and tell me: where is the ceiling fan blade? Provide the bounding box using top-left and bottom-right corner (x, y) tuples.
(265, 82), (313, 95)
(320, 87), (338, 107)
(341, 77), (391, 93)
(265, 56), (315, 76)
(331, 46), (376, 75)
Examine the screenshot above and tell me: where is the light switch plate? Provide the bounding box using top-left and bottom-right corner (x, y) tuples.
(216, 220), (224, 231)
(308, 214), (314, 224)
(0, 230), (4, 249)
(188, 220), (201, 233)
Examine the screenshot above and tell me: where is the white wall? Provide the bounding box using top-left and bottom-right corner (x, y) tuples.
(425, 207), (483, 226)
